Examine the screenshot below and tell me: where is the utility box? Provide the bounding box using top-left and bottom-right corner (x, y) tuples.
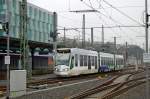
(10, 70), (26, 98)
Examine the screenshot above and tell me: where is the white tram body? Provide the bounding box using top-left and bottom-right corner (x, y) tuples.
(54, 48), (98, 77)
(54, 48), (124, 77)
(116, 55), (124, 70)
(99, 52), (114, 72)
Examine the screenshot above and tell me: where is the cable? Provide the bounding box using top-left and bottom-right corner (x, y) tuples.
(96, 0), (102, 8)
(103, 0), (143, 26)
(83, 1), (120, 35)
(99, 2), (144, 36)
(97, 2), (119, 34)
(58, 25), (144, 31)
(82, 1), (126, 26)
(89, 0), (93, 7)
(94, 0), (144, 35)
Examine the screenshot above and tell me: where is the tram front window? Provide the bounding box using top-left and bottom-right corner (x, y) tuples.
(56, 53), (70, 66)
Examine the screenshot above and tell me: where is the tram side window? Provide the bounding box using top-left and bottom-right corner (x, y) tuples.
(75, 54), (78, 67)
(108, 58), (110, 65)
(104, 57), (107, 65)
(116, 59), (118, 65)
(88, 56), (91, 66)
(106, 57), (108, 65)
(110, 58), (113, 65)
(101, 57), (104, 65)
(80, 55), (83, 67)
(120, 59), (123, 65)
(95, 56), (97, 69)
(119, 59), (121, 65)
(109, 58), (111, 65)
(117, 59), (119, 65)
(104, 57), (106, 65)
(91, 56), (94, 66)
(106, 57), (109, 65)
(107, 58), (110, 65)
(84, 55), (87, 66)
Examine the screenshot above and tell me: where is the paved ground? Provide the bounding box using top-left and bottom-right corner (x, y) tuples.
(30, 73), (57, 80)
(114, 83), (147, 99)
(0, 76), (107, 99)
(114, 71), (149, 99)
(85, 74), (131, 99)
(14, 77), (110, 99)
(1, 69), (149, 99)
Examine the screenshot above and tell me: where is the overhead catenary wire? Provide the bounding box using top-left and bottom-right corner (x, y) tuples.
(97, 1), (121, 36)
(91, 2), (144, 33)
(83, 0), (122, 35)
(98, 1), (144, 37)
(59, 0), (144, 46)
(103, 0), (143, 26)
(88, 0), (118, 36)
(57, 25), (144, 30)
(82, 0), (144, 35)
(81, 1), (124, 25)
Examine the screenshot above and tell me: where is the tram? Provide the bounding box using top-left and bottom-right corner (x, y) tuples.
(54, 48), (124, 77)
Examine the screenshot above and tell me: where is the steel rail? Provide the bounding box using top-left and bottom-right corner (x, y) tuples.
(67, 71), (144, 99)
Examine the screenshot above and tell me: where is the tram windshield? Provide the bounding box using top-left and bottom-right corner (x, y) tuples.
(56, 53), (70, 66)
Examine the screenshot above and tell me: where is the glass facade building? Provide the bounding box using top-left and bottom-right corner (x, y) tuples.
(0, 0), (55, 43)
(0, 0), (56, 75)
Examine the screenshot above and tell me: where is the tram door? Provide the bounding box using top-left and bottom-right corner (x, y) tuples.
(88, 56), (91, 69)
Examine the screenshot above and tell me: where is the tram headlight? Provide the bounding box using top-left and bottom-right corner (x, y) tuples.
(63, 68), (69, 71)
(55, 68), (58, 71)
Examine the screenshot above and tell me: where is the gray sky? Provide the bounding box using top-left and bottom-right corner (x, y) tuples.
(28, 0), (149, 48)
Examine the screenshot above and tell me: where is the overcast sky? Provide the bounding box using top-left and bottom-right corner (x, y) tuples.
(28, 0), (149, 48)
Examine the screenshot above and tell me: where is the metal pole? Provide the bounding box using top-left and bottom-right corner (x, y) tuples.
(91, 28), (93, 46)
(6, 0), (10, 98)
(114, 37), (116, 70)
(145, 0), (149, 98)
(136, 49), (138, 71)
(145, 0), (148, 53)
(53, 12), (57, 66)
(82, 14), (85, 48)
(64, 27), (66, 46)
(102, 25), (104, 44)
(53, 42), (57, 66)
(125, 42), (128, 66)
(6, 24), (10, 99)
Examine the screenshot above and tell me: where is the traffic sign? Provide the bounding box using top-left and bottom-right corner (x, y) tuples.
(5, 56), (10, 65)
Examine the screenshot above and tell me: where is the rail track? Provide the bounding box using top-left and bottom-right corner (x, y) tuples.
(28, 73), (107, 86)
(28, 71), (124, 87)
(101, 77), (146, 99)
(28, 66), (144, 87)
(66, 71), (145, 99)
(0, 67), (144, 98)
(66, 75), (121, 99)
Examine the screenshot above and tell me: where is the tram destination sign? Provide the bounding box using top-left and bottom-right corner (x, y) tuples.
(143, 53), (150, 63)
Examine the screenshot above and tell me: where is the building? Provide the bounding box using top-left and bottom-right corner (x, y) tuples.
(0, 0), (57, 78)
